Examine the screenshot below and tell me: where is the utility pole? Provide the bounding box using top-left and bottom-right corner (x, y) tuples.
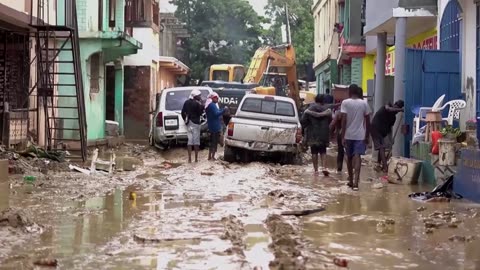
(284, 3), (291, 44)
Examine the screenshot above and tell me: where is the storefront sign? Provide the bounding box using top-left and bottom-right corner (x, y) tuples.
(374, 29), (438, 76)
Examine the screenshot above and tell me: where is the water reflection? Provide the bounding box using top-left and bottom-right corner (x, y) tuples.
(303, 184), (480, 270)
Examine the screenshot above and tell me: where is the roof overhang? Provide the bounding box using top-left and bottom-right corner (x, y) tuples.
(0, 3), (32, 30)
(364, 7), (436, 36)
(159, 56), (190, 75)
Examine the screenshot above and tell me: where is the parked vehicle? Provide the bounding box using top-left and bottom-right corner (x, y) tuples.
(200, 80), (259, 114)
(149, 86), (213, 149)
(224, 94), (302, 163)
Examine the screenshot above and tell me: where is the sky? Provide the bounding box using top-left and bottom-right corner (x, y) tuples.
(159, 0), (268, 16)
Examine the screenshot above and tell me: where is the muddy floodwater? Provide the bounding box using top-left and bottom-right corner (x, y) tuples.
(1, 146), (480, 269)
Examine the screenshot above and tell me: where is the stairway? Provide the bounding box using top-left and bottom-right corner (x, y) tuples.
(30, 0), (87, 161)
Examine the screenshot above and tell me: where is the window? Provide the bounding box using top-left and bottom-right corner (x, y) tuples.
(109, 0), (116, 28)
(212, 70), (229, 81)
(153, 0), (159, 26)
(233, 67), (245, 82)
(90, 54), (100, 93)
(134, 0), (146, 21)
(165, 90), (209, 111)
(241, 98), (295, 117)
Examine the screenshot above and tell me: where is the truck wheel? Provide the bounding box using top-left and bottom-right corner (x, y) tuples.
(224, 146), (236, 163)
(240, 150), (252, 163)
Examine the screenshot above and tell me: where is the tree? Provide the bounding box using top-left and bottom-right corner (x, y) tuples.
(264, 0), (314, 78)
(169, 0), (267, 79)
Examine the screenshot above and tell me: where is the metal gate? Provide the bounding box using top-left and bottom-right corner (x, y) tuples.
(404, 48), (461, 156)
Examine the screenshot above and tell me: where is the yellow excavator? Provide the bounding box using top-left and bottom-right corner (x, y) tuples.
(205, 44), (301, 107)
(243, 44), (300, 107)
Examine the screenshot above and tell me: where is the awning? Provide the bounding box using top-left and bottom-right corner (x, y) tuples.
(159, 56), (190, 75)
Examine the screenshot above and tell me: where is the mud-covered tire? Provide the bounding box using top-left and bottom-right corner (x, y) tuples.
(224, 146), (236, 163)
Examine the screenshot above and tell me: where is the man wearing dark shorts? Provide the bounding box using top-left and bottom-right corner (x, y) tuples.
(371, 100), (404, 172)
(301, 94), (332, 176)
(341, 85), (371, 190)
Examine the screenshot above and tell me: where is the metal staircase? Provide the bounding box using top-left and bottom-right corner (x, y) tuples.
(30, 0), (87, 160)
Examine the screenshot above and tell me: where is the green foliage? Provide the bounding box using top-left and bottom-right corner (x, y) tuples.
(441, 125), (462, 138)
(169, 0), (267, 79)
(264, 0), (314, 75)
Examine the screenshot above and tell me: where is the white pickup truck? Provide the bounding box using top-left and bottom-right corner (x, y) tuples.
(224, 94), (302, 163)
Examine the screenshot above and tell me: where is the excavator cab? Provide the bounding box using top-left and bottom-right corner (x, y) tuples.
(206, 64), (246, 82)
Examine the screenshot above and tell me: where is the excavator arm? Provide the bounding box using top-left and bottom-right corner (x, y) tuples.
(245, 45), (300, 108)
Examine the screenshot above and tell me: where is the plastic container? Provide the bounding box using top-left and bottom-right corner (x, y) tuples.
(23, 175), (36, 183)
(431, 131), (442, 154)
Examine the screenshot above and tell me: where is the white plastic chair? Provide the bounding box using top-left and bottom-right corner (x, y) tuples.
(413, 94), (445, 135)
(436, 99), (466, 126)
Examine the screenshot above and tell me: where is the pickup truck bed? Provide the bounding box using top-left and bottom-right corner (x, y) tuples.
(224, 94), (301, 163)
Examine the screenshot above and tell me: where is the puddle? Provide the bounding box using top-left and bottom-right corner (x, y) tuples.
(303, 183), (480, 270)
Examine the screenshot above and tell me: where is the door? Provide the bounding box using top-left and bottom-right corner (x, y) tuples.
(404, 48), (461, 157)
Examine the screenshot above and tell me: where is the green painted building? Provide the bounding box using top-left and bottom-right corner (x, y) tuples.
(58, 0), (142, 143)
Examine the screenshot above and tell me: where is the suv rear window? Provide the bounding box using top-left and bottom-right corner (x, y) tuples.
(165, 90), (209, 111)
(241, 98), (295, 117)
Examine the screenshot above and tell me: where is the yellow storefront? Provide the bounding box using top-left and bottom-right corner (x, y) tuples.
(362, 28), (438, 92)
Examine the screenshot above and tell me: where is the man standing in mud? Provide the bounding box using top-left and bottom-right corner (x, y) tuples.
(181, 89), (204, 163)
(301, 94), (332, 176)
(341, 85), (371, 191)
(371, 100), (404, 172)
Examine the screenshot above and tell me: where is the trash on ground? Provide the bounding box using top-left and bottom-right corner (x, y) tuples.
(33, 258), (58, 267)
(372, 182), (384, 189)
(408, 175), (462, 202)
(201, 171), (214, 176)
(417, 206), (427, 212)
(333, 257), (348, 267)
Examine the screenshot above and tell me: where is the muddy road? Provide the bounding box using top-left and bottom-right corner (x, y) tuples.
(1, 145), (480, 269)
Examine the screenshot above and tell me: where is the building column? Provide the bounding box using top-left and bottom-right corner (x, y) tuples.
(374, 32), (387, 113)
(114, 60), (124, 135)
(393, 17), (407, 156)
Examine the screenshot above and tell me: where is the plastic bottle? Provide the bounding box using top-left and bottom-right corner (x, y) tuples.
(431, 131), (442, 154)
(23, 175), (36, 183)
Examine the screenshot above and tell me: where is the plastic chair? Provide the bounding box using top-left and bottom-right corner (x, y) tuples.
(413, 94), (446, 135)
(436, 99), (466, 126)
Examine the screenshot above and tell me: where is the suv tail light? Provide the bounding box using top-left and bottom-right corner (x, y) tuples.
(156, 112), (163, 127)
(296, 128), (302, 143)
(227, 122), (234, 137)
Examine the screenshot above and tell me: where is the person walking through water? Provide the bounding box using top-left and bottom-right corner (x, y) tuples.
(330, 107), (344, 173)
(301, 94), (333, 176)
(371, 100), (404, 172)
(341, 85), (371, 191)
(205, 92), (226, 160)
(181, 89), (204, 163)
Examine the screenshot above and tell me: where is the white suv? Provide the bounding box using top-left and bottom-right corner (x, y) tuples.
(150, 86), (213, 149)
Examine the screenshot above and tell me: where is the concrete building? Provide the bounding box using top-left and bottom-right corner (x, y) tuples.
(122, 0), (161, 140)
(364, 0), (438, 155)
(58, 0), (142, 144)
(312, 0), (339, 94)
(437, 0), (478, 125)
(336, 0), (366, 87)
(158, 13), (189, 90)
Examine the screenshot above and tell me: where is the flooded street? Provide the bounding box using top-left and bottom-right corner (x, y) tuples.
(1, 145), (480, 269)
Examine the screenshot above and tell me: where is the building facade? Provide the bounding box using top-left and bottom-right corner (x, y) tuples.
(312, 0), (339, 94)
(58, 0), (142, 144)
(123, 0), (161, 140)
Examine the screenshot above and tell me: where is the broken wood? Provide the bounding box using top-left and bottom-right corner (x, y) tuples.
(281, 207), (326, 217)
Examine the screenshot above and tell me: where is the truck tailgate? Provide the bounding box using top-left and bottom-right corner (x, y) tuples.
(232, 117), (298, 145)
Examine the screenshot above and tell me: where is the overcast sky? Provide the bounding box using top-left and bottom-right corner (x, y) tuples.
(160, 0), (268, 16)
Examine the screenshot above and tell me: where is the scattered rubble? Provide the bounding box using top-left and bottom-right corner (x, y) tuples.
(417, 206), (427, 212)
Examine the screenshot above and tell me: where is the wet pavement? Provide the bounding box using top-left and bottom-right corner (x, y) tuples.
(0, 145), (480, 269)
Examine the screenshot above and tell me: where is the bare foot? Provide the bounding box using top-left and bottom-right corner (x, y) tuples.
(314, 171), (320, 176)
